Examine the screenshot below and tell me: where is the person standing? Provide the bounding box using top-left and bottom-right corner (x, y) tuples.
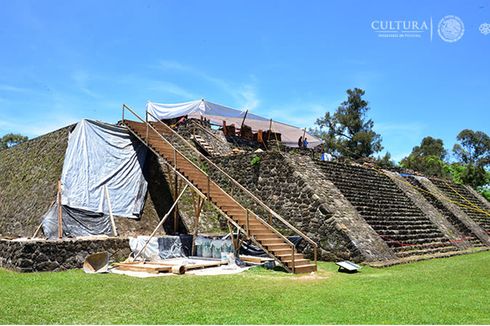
(298, 136), (303, 148)
(303, 137), (308, 148)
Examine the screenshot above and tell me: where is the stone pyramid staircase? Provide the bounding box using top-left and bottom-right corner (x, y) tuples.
(430, 178), (490, 233)
(316, 161), (459, 258)
(404, 176), (486, 248)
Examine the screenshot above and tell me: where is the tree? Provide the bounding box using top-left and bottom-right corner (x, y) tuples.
(400, 136), (447, 176)
(451, 129), (490, 189)
(0, 133), (28, 150)
(375, 152), (397, 169)
(452, 129), (490, 168)
(312, 88), (383, 159)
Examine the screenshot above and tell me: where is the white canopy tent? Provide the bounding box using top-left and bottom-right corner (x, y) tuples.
(146, 99), (322, 148)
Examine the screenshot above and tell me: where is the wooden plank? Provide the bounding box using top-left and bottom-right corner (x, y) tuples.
(239, 255), (274, 264)
(184, 260), (227, 271)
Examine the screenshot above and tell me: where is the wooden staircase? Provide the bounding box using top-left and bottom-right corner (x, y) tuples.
(121, 106), (317, 273)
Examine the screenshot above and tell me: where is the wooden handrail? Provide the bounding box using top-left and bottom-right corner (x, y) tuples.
(145, 109), (318, 250)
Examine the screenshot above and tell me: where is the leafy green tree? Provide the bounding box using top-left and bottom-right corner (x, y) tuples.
(312, 88), (383, 159)
(452, 129), (490, 168)
(400, 136), (447, 176)
(0, 133), (28, 150)
(451, 130), (490, 189)
(375, 152), (397, 169)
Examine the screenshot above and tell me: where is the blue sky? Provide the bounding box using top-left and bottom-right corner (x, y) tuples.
(0, 0), (488, 162)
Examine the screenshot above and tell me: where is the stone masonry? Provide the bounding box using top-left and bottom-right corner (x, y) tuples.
(0, 237), (130, 272)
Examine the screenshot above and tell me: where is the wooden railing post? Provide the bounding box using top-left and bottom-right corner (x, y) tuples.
(314, 246), (317, 266)
(207, 174), (210, 199)
(173, 148), (177, 168)
(291, 246), (295, 273)
(246, 209), (250, 237)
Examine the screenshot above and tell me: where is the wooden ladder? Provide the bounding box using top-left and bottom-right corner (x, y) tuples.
(121, 106), (317, 273)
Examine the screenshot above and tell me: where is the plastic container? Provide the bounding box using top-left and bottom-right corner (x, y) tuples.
(222, 239), (233, 254)
(202, 238), (213, 258)
(211, 239), (223, 259)
(194, 236), (204, 257)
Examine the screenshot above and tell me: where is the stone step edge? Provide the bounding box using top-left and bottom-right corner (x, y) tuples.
(366, 247), (489, 268)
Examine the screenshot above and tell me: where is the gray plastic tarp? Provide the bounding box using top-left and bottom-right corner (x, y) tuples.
(61, 119), (148, 218)
(129, 236), (185, 261)
(42, 202), (113, 239)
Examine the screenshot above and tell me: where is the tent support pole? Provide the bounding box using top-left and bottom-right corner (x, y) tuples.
(133, 185), (189, 261)
(240, 109), (249, 131)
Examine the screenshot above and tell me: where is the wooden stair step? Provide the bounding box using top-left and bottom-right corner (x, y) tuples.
(292, 264), (317, 273)
(254, 235), (282, 241)
(259, 239), (285, 245)
(264, 244), (292, 250)
(251, 230), (277, 235)
(284, 260), (312, 267)
(276, 253), (304, 259)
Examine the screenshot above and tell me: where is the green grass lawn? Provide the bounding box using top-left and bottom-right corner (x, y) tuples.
(1, 251), (489, 324)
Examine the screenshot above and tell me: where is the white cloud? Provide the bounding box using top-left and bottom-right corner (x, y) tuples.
(0, 113), (79, 138)
(237, 84), (260, 111)
(0, 84), (33, 93)
(375, 121), (427, 139)
(154, 59), (261, 111)
(148, 81), (196, 99)
(71, 70), (100, 98)
(157, 60), (195, 72)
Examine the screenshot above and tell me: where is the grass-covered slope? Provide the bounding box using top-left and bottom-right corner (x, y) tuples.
(0, 251), (489, 324)
(0, 126), (73, 237)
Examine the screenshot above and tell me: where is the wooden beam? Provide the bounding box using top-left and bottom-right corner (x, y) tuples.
(191, 192), (205, 255)
(57, 180), (63, 239)
(173, 171), (179, 233)
(104, 185), (118, 236)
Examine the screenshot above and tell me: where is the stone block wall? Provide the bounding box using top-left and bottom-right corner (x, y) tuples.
(212, 151), (395, 262)
(0, 237), (130, 272)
